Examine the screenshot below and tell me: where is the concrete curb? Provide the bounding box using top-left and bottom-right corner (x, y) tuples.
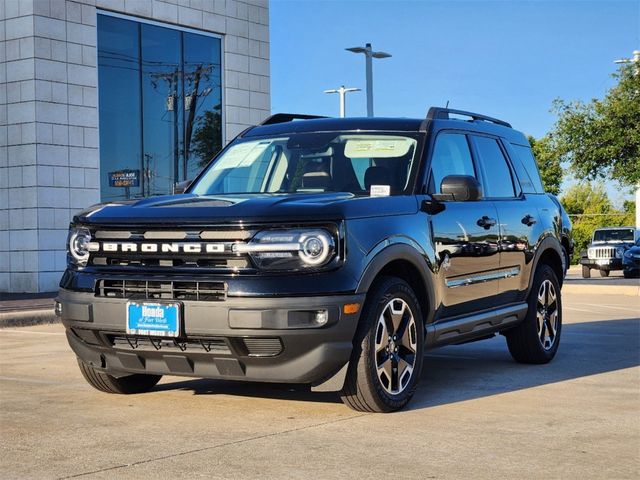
(0, 309), (59, 328)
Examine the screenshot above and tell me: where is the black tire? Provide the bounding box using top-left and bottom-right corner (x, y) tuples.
(581, 266), (591, 278)
(506, 264), (562, 364)
(599, 269), (610, 277)
(77, 359), (162, 394)
(340, 277), (424, 413)
(623, 270), (637, 279)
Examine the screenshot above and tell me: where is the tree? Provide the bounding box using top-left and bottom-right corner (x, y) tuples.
(190, 105), (223, 169)
(560, 182), (635, 263)
(549, 64), (640, 188)
(528, 135), (562, 195)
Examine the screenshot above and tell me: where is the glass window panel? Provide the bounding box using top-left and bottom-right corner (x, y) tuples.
(183, 33), (223, 180)
(428, 133), (476, 194)
(473, 136), (516, 198)
(97, 15), (142, 201)
(141, 24), (183, 198)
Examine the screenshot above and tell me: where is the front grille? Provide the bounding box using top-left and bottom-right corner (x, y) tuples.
(242, 338), (283, 357)
(108, 334), (231, 354)
(96, 279), (227, 301)
(87, 228), (256, 273)
(589, 247), (616, 259)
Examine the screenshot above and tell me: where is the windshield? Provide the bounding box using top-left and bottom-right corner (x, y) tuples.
(593, 229), (635, 242)
(190, 133), (419, 196)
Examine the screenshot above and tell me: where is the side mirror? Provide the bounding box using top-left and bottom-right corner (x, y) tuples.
(439, 175), (482, 202)
(173, 179), (192, 194)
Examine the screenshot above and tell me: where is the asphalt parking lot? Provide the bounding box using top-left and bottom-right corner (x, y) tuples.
(1, 291), (638, 480)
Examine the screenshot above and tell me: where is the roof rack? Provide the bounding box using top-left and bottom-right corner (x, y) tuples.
(259, 113), (328, 126)
(423, 107), (512, 128)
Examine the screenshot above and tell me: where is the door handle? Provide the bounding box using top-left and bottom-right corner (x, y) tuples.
(477, 216), (497, 229)
(521, 214), (537, 226)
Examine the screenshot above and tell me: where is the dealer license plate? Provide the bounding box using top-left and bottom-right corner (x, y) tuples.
(126, 302), (181, 337)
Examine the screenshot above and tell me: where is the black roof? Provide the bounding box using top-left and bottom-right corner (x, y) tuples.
(243, 117), (424, 137)
(242, 108), (529, 146)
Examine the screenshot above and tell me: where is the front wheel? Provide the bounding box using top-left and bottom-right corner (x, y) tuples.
(77, 359), (162, 394)
(506, 264), (562, 364)
(581, 265), (591, 278)
(599, 269), (610, 277)
(340, 277), (424, 412)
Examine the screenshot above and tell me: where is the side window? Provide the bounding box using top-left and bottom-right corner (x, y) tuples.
(428, 133), (476, 194)
(472, 136), (516, 198)
(510, 144), (544, 193)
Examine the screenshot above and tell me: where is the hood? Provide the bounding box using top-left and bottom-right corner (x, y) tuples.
(73, 193), (419, 225)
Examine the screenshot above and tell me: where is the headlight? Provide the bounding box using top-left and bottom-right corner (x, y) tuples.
(234, 229), (337, 271)
(615, 246), (625, 258)
(67, 227), (92, 267)
(624, 249), (633, 258)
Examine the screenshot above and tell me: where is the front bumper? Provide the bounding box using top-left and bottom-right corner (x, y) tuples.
(58, 288), (365, 387)
(623, 256), (640, 272)
(580, 258), (623, 271)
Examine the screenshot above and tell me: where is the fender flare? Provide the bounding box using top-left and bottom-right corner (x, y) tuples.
(528, 235), (564, 290)
(355, 242), (436, 324)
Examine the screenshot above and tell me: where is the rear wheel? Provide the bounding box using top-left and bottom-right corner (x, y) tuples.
(506, 264), (562, 364)
(581, 266), (591, 278)
(599, 269), (610, 277)
(77, 359), (162, 394)
(341, 277), (424, 413)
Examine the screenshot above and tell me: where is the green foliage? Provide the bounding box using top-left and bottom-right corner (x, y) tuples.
(560, 182), (635, 263)
(527, 135), (562, 195)
(550, 64), (640, 188)
(190, 106), (223, 169)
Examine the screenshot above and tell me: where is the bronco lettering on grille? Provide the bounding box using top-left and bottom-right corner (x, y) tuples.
(87, 241), (226, 254)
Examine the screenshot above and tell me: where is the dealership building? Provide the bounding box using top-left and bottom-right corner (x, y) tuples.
(1, 0), (271, 292)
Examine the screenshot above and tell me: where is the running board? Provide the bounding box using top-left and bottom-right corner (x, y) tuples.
(426, 303), (528, 348)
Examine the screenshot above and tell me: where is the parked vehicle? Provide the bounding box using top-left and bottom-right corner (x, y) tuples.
(58, 108), (569, 412)
(580, 227), (639, 278)
(622, 237), (640, 278)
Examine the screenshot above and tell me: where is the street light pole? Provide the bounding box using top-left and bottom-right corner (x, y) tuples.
(346, 43), (391, 117)
(324, 86), (361, 117)
(614, 49), (640, 227)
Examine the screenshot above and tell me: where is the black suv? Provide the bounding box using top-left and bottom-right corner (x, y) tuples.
(58, 108), (570, 412)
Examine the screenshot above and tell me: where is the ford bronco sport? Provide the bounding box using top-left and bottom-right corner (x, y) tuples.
(58, 108), (570, 412)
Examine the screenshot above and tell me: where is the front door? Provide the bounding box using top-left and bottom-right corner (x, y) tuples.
(425, 132), (501, 318)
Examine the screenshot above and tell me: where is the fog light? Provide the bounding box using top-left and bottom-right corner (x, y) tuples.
(314, 310), (328, 325)
(54, 301), (63, 317)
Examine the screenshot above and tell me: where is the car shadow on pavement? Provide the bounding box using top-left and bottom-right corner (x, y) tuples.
(153, 318), (639, 409)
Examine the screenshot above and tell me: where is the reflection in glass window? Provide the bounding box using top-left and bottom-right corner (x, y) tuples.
(429, 133), (475, 194)
(473, 136), (515, 198)
(97, 15), (222, 202)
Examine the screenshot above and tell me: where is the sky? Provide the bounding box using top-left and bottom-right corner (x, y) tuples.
(269, 0), (640, 206)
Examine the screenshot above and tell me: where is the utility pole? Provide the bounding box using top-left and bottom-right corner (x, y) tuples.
(324, 86), (361, 117)
(614, 49), (640, 228)
(346, 43), (391, 117)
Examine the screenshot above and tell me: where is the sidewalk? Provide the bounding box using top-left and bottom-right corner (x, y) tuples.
(0, 292), (58, 328)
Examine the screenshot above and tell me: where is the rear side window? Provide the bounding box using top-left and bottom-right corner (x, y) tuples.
(472, 136), (516, 198)
(428, 133), (476, 193)
(510, 144), (544, 193)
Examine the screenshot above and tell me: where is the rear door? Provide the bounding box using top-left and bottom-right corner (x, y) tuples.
(425, 132), (501, 318)
(469, 135), (532, 304)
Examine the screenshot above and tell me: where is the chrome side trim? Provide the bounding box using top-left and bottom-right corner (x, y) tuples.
(445, 266), (520, 288)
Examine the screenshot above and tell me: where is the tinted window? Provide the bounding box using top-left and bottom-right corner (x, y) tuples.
(428, 133), (475, 193)
(511, 144), (544, 193)
(473, 136), (515, 198)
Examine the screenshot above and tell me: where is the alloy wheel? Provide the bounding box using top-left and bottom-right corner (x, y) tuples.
(374, 298), (418, 395)
(536, 279), (559, 350)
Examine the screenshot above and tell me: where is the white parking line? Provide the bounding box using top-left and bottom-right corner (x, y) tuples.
(577, 303), (640, 314)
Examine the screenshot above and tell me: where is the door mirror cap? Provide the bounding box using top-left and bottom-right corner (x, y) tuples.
(439, 175), (482, 202)
(173, 179), (192, 194)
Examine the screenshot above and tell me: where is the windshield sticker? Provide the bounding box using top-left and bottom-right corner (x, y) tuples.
(370, 185), (391, 197)
(344, 138), (413, 158)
